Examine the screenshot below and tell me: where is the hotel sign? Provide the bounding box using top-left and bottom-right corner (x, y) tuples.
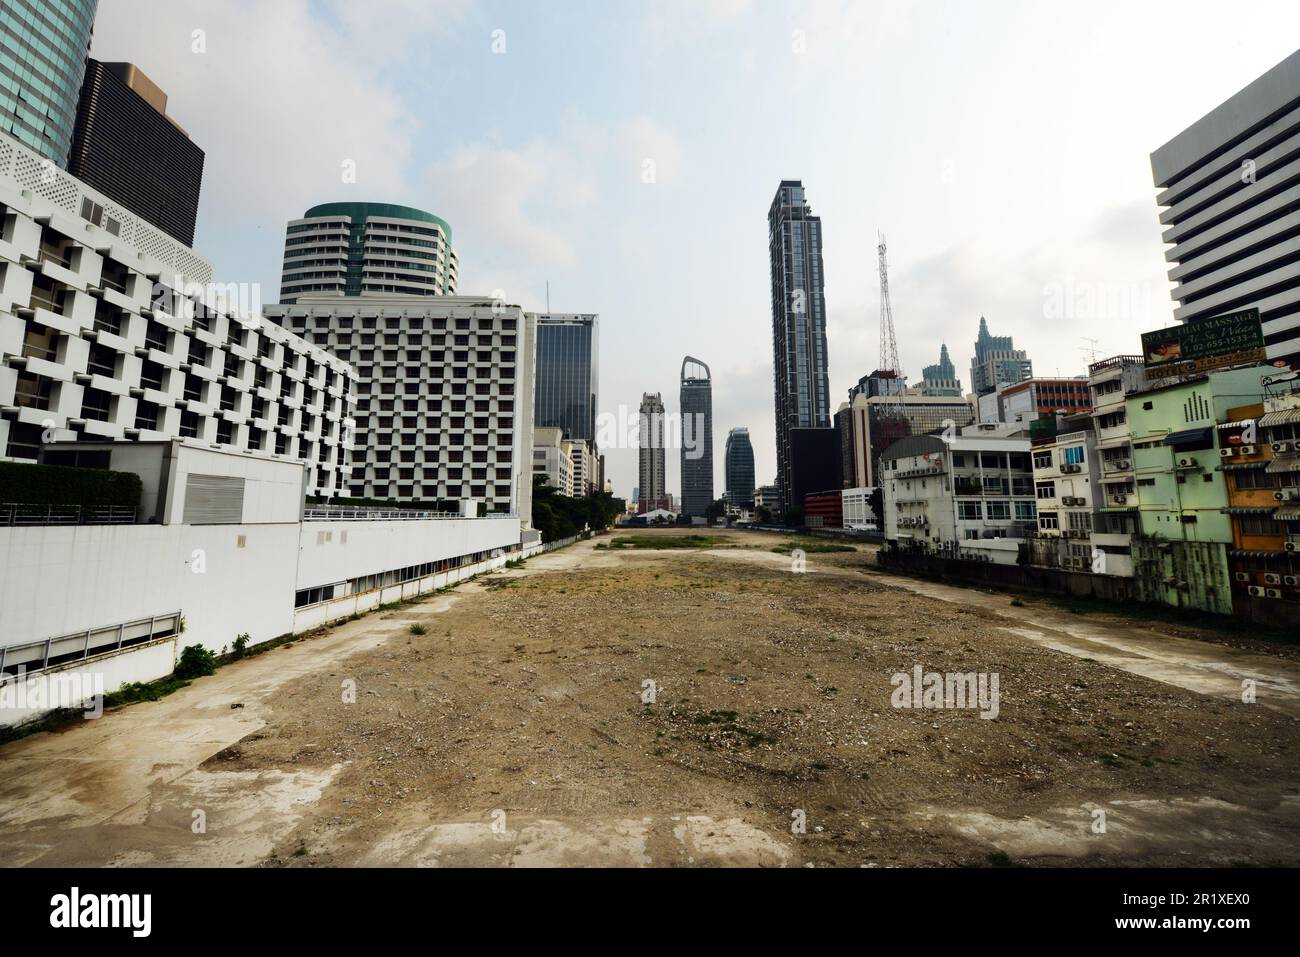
(1142, 308), (1267, 381)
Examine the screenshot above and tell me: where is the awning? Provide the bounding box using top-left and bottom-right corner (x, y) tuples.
(1266, 458), (1300, 474)
(1275, 505), (1300, 521)
(1164, 427), (1214, 449)
(1216, 419), (1257, 430)
(1218, 461), (1267, 471)
(1229, 548), (1289, 558)
(1097, 437), (1132, 450)
(1223, 506), (1275, 516)
(1259, 408), (1300, 428)
(1099, 475), (1135, 484)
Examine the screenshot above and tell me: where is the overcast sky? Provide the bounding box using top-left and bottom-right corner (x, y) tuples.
(94, 1), (1300, 499)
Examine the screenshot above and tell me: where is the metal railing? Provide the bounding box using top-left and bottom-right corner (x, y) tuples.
(0, 610), (182, 679)
(0, 503), (138, 527)
(302, 506), (519, 522)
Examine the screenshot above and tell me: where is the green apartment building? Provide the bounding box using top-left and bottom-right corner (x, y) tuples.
(1126, 364), (1273, 614)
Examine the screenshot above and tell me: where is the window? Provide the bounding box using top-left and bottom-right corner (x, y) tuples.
(1033, 452), (1052, 470)
(1036, 482), (1056, 499)
(1015, 501), (1037, 521)
(958, 501), (982, 520)
(1063, 446), (1085, 466)
(1039, 512), (1060, 531)
(987, 501), (1011, 520)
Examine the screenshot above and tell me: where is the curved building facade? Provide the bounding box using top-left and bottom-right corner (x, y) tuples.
(279, 202), (458, 303)
(679, 355), (713, 517)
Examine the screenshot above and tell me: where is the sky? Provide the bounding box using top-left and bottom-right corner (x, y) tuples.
(93, 0), (1300, 499)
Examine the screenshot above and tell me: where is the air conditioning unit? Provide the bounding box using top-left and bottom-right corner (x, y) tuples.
(1234, 572), (1251, 583)
(1266, 589), (1283, 600)
(1273, 441), (1294, 454)
(1115, 459), (1131, 470)
(1177, 456), (1199, 469)
(1111, 494), (1128, 505)
(1275, 489), (1298, 502)
(1264, 573), (1282, 585)
(1219, 447), (1235, 458)
(1062, 464), (1082, 473)
(1285, 576), (1299, 587)
(1240, 446), (1257, 456)
(1248, 586), (1266, 597)
(1285, 541), (1299, 553)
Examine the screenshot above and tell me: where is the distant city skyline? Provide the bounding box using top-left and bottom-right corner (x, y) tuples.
(90, 1), (1300, 498)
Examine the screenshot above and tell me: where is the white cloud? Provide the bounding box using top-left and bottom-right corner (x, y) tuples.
(91, 0), (425, 261)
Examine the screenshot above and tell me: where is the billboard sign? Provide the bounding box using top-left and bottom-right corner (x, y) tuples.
(1142, 308), (1266, 380)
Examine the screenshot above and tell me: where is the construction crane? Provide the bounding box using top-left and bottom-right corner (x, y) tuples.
(878, 232), (902, 379)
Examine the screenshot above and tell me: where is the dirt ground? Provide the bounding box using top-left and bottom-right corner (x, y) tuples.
(3, 528), (1299, 867)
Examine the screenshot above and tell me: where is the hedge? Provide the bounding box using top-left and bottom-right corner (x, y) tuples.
(0, 461), (142, 511)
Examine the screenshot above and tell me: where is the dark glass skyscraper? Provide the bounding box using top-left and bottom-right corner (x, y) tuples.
(533, 314), (598, 444)
(679, 356), (713, 517)
(724, 427), (755, 507)
(0, 0), (98, 166)
(69, 60), (205, 246)
(769, 180), (831, 514)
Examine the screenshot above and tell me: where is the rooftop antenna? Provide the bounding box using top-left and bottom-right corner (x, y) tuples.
(1079, 336), (1100, 367)
(877, 233), (902, 378)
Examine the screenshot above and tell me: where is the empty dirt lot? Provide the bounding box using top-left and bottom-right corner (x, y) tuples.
(2, 528), (1298, 867)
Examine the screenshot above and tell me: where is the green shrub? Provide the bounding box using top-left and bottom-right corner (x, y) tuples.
(174, 644), (217, 680)
(0, 460), (142, 511)
(409, 624), (428, 636)
(231, 633), (250, 660)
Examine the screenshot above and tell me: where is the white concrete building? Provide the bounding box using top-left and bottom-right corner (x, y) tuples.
(265, 296), (535, 521)
(0, 440), (524, 728)
(881, 429), (1036, 563)
(564, 437), (592, 496)
(1089, 355), (1145, 576)
(841, 486), (878, 532)
(1030, 421), (1107, 572)
(279, 203), (458, 303)
(0, 130), (356, 497)
(533, 425), (572, 495)
(1150, 49), (1300, 369)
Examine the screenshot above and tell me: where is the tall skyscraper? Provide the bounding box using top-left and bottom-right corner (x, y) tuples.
(920, 344), (963, 396)
(724, 427), (755, 507)
(768, 180), (831, 514)
(1150, 49), (1300, 369)
(0, 0), (97, 166)
(970, 316), (1032, 396)
(533, 314), (599, 444)
(279, 202), (458, 303)
(68, 60), (205, 246)
(637, 392), (666, 513)
(679, 356), (713, 517)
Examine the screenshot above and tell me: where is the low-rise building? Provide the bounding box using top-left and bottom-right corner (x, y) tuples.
(1089, 355), (1145, 575)
(803, 489), (843, 528)
(881, 427), (1036, 563)
(532, 425), (572, 495)
(1221, 377), (1300, 621)
(1125, 364), (1277, 615)
(1028, 415), (1107, 573)
(565, 437), (593, 496)
(841, 486), (879, 532)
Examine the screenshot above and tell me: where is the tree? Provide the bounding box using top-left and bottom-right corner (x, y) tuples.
(531, 475), (624, 543)
(704, 498), (726, 522)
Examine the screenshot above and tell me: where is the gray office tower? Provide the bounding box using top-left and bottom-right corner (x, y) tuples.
(768, 180), (832, 514)
(724, 428), (755, 507)
(679, 356), (713, 517)
(0, 0), (98, 166)
(533, 314), (599, 443)
(1150, 49), (1300, 368)
(970, 316), (1032, 396)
